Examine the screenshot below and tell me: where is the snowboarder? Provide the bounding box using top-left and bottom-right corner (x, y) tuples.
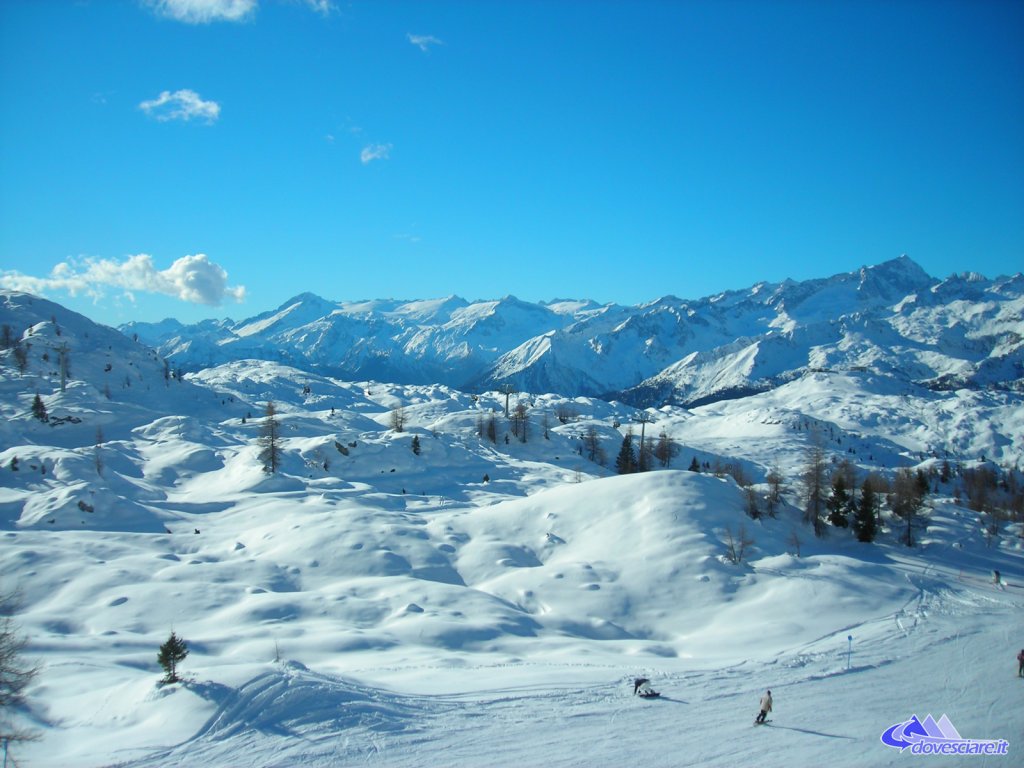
(754, 689), (772, 724)
(633, 677), (659, 698)
(1017, 649), (1024, 678)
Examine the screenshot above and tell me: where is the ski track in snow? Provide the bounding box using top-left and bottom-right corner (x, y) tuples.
(0, 289), (1021, 768)
(94, 576), (1020, 768)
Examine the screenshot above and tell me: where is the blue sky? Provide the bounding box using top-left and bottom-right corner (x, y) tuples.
(1, 0), (1022, 326)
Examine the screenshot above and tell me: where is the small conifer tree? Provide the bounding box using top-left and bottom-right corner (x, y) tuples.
(31, 393), (47, 423)
(853, 479), (879, 542)
(826, 473), (851, 528)
(614, 431), (636, 475)
(13, 343), (28, 373)
(157, 631), (189, 684)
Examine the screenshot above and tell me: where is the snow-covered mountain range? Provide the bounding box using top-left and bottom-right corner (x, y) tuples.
(1, 261), (1023, 767)
(123, 256), (1024, 406)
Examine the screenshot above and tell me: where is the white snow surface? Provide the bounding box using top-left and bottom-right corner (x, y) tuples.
(0, 290), (1022, 767)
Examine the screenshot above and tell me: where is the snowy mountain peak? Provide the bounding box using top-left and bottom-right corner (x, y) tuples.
(856, 254), (935, 301)
(102, 257), (1023, 406)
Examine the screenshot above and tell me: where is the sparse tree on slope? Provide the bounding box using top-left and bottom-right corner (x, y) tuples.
(389, 406), (405, 433)
(0, 591), (38, 745)
(258, 401), (282, 474)
(802, 431), (828, 537)
(94, 427), (105, 477)
(31, 393), (47, 423)
(157, 631), (189, 684)
(636, 434), (654, 472)
(891, 468), (925, 547)
(615, 430), (636, 475)
(653, 432), (675, 468)
(765, 463), (785, 518)
(511, 402), (529, 443)
(826, 472), (852, 528)
(582, 426), (606, 466)
(13, 343), (28, 374)
(853, 478), (879, 542)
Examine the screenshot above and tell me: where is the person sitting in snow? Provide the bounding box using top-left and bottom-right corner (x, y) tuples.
(1017, 649), (1024, 678)
(633, 677), (658, 697)
(755, 689), (772, 724)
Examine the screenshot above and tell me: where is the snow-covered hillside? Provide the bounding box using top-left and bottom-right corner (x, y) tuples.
(122, 256), (1024, 406)
(1, 289), (1022, 767)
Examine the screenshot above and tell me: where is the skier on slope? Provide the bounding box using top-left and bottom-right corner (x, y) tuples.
(754, 689), (772, 724)
(1017, 649), (1024, 678)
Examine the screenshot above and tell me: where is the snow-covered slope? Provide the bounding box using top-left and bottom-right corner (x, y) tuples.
(1, 286), (1022, 767)
(122, 256), (1024, 405)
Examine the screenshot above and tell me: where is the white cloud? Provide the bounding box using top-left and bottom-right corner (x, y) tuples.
(145, 0), (335, 23)
(0, 254), (246, 307)
(140, 89), (221, 123)
(360, 143), (392, 164)
(145, 0), (258, 24)
(303, 0), (335, 16)
(407, 33), (443, 52)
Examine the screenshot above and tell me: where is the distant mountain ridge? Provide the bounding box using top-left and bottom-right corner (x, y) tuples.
(121, 256), (1024, 406)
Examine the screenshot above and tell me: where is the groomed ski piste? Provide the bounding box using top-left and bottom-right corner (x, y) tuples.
(1, 308), (1022, 766)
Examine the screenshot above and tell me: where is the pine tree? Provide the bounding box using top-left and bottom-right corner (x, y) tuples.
(258, 401), (282, 474)
(688, 456), (701, 472)
(614, 431), (636, 475)
(826, 473), (851, 528)
(157, 631), (189, 684)
(853, 478), (879, 542)
(31, 393), (47, 423)
(12, 343), (28, 373)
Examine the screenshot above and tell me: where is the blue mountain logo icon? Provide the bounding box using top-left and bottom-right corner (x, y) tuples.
(881, 714), (1008, 756)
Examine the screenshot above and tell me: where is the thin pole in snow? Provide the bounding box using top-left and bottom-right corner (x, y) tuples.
(847, 635), (853, 670)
